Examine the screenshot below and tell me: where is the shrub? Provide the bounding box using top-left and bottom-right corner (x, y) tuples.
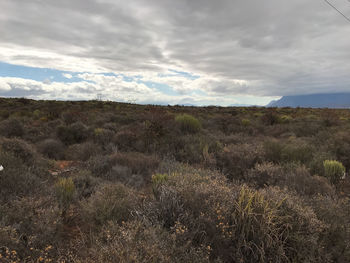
(141, 172), (328, 262)
(0, 138), (36, 165)
(113, 129), (138, 151)
(247, 163), (334, 197)
(81, 183), (137, 226)
(88, 155), (113, 178)
(170, 135), (205, 164)
(263, 139), (314, 165)
(175, 114), (201, 134)
(110, 152), (159, 177)
(86, 220), (209, 263)
(263, 140), (284, 163)
(241, 118), (251, 126)
(0, 151), (41, 201)
(261, 111), (280, 125)
(283, 165), (334, 196)
(152, 173), (169, 197)
(0, 118), (24, 137)
(245, 162), (284, 188)
(55, 177), (75, 215)
(56, 122), (89, 145)
(323, 160), (345, 185)
(217, 143), (261, 180)
(37, 138), (65, 160)
(93, 128), (115, 146)
(72, 170), (100, 199)
(65, 142), (101, 161)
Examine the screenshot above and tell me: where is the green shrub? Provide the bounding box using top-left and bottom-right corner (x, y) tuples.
(323, 160), (345, 185)
(263, 139), (314, 165)
(55, 177), (75, 215)
(152, 173), (169, 198)
(241, 118), (251, 126)
(175, 114), (201, 134)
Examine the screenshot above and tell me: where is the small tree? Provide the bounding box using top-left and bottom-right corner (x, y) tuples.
(323, 160), (345, 185)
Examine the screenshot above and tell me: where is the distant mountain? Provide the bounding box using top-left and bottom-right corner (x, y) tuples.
(267, 93), (350, 108)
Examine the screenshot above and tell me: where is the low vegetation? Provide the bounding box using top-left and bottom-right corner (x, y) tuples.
(1, 97), (350, 262)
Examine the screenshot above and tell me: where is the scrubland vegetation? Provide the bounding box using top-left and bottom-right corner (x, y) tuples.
(1, 97), (350, 262)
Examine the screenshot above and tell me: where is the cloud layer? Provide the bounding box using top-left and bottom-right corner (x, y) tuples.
(1, 0), (350, 103)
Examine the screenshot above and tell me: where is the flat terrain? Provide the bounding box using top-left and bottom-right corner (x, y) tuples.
(1, 98), (350, 262)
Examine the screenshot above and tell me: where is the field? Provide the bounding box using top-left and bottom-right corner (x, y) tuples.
(1, 97), (350, 262)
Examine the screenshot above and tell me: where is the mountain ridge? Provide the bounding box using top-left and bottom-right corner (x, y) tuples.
(267, 93), (350, 108)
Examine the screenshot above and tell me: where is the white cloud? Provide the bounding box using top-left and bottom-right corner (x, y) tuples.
(2, 0), (350, 100)
(62, 73), (73, 79)
(0, 75), (278, 106)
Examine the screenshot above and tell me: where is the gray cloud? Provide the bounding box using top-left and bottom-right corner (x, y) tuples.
(1, 0), (350, 97)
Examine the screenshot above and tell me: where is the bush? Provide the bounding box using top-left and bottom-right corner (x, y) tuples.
(261, 111), (280, 125)
(263, 139), (314, 165)
(217, 143), (261, 180)
(323, 160), (345, 185)
(93, 128), (115, 146)
(56, 122), (89, 145)
(65, 142), (101, 161)
(72, 170), (100, 199)
(152, 173), (169, 197)
(0, 151), (41, 201)
(247, 163), (335, 197)
(0, 138), (36, 165)
(81, 183), (137, 227)
(110, 152), (159, 177)
(245, 162), (284, 188)
(113, 129), (138, 151)
(85, 220), (209, 263)
(0, 118), (24, 137)
(55, 177), (75, 215)
(141, 172), (328, 262)
(175, 114), (201, 134)
(38, 138), (65, 160)
(88, 155), (113, 178)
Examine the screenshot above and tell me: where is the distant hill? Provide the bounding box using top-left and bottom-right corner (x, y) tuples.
(267, 93), (350, 108)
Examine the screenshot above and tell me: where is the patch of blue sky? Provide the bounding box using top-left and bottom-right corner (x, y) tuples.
(0, 61), (86, 83)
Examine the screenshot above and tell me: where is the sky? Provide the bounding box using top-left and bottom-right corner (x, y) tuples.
(1, 0), (350, 106)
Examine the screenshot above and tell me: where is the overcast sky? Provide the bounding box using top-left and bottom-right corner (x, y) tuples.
(1, 0), (350, 106)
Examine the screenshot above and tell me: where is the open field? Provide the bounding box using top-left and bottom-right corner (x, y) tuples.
(1, 98), (350, 262)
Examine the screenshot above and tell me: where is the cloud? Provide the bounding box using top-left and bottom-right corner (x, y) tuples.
(0, 74), (277, 106)
(62, 73), (73, 79)
(1, 0), (350, 99)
